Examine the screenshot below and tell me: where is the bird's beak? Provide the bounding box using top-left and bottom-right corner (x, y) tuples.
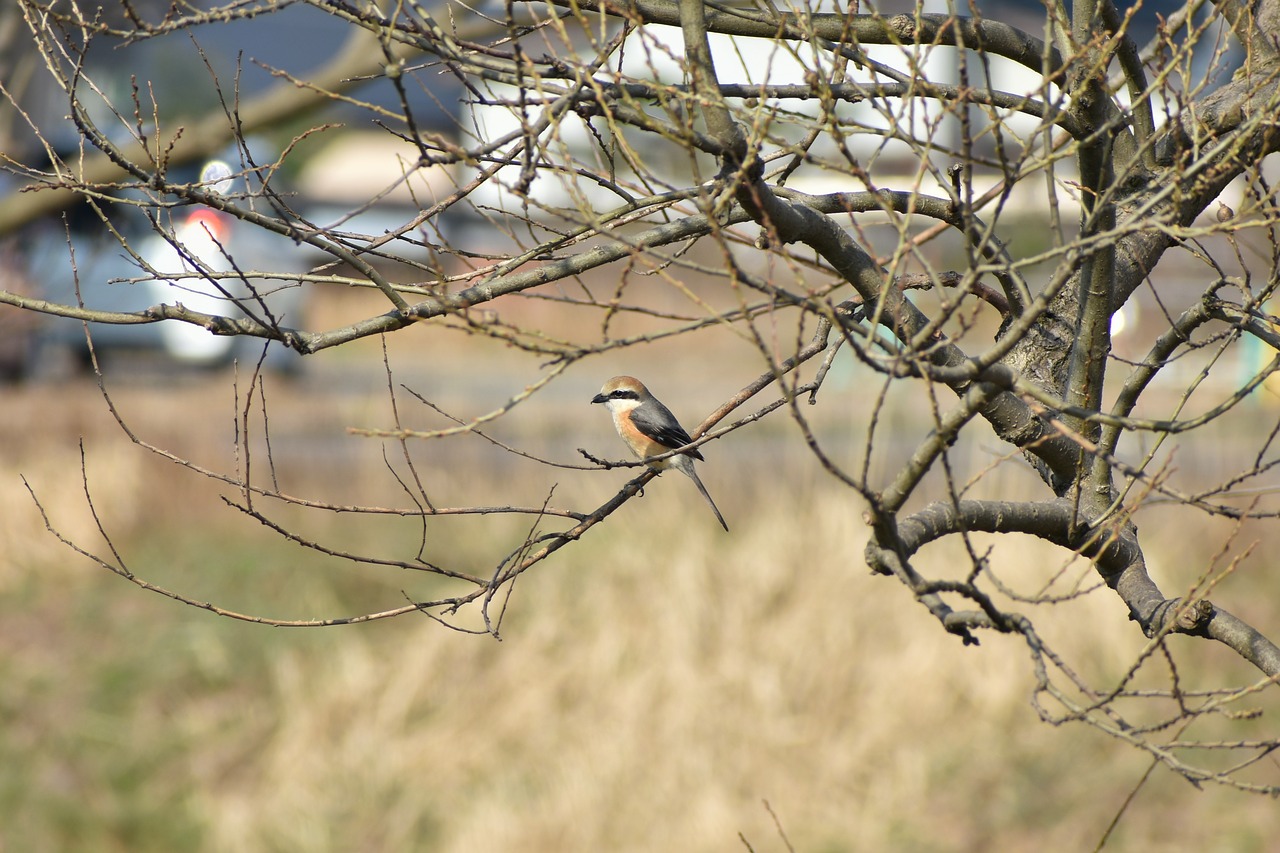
(590, 393), (607, 404)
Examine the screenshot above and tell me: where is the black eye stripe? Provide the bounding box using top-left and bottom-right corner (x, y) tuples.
(611, 390), (639, 400)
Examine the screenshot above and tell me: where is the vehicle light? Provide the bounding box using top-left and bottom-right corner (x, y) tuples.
(182, 208), (230, 245)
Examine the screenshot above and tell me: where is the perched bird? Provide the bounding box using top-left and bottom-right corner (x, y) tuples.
(591, 375), (729, 531)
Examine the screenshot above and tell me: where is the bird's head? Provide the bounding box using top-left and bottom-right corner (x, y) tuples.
(591, 375), (648, 410)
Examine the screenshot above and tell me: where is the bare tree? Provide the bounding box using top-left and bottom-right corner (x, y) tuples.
(5, 0), (1280, 795)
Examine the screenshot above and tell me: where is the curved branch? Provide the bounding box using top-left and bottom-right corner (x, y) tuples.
(549, 0), (1063, 76)
(887, 499), (1280, 676)
(677, 0), (747, 171)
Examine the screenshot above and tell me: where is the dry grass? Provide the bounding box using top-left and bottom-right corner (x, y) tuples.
(3, 356), (1280, 852)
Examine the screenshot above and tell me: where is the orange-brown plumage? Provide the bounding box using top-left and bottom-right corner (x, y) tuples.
(591, 375), (728, 531)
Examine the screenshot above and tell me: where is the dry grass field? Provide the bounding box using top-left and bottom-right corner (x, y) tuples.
(2, 315), (1279, 852)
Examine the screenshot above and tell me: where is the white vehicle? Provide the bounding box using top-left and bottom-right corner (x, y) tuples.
(20, 159), (308, 376)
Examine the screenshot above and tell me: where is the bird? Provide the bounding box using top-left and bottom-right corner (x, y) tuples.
(591, 375), (729, 531)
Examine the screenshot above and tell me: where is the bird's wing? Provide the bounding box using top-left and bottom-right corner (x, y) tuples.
(630, 400), (705, 460)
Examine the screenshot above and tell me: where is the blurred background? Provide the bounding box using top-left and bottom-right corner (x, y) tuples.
(3, 303), (1280, 851)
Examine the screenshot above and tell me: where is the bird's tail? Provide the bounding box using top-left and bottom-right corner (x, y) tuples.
(681, 462), (729, 531)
